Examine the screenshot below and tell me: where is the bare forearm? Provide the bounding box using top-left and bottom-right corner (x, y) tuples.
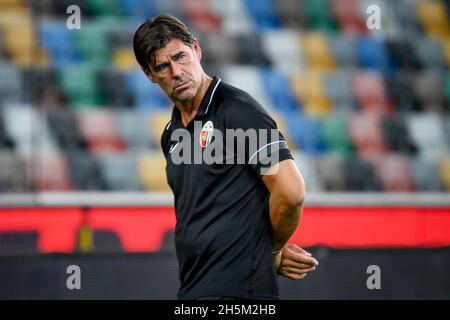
(261, 159), (306, 252)
(269, 194), (303, 251)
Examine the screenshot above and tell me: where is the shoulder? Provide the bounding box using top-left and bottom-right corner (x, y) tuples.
(160, 120), (173, 156)
(216, 82), (271, 121)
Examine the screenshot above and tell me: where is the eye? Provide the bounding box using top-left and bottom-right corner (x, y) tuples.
(155, 63), (169, 73)
(176, 53), (186, 61)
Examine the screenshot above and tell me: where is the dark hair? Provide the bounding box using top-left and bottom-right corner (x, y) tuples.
(133, 15), (195, 75)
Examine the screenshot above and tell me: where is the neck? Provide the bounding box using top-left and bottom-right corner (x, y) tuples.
(176, 74), (212, 127)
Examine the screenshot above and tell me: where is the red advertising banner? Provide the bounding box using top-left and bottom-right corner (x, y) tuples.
(0, 206), (449, 253)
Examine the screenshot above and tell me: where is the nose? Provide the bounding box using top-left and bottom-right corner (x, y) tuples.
(171, 61), (183, 78)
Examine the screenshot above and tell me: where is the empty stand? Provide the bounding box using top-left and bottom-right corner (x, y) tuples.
(318, 114), (354, 156)
(120, 0), (158, 19)
(386, 38), (422, 71)
(76, 109), (126, 155)
(98, 152), (142, 191)
(0, 0), (448, 195)
(97, 68), (134, 107)
(221, 64), (272, 111)
(181, 0), (221, 33)
(148, 110), (172, 149)
(355, 36), (392, 74)
(438, 157), (450, 191)
(301, 32), (336, 71)
(66, 150), (108, 190)
(291, 151), (323, 192)
(407, 113), (448, 160)
(0, 63), (23, 104)
(200, 33), (238, 65)
(46, 109), (87, 152)
(234, 33), (272, 66)
(327, 34), (358, 68)
(125, 70), (171, 110)
(291, 71), (333, 117)
(0, 113), (15, 150)
(261, 29), (305, 75)
(315, 154), (349, 191)
(416, 0), (450, 41)
(331, 0), (367, 34)
(414, 36), (447, 71)
(243, 0), (282, 30)
(273, 0), (307, 29)
(210, 0), (254, 34)
(322, 70), (356, 113)
(413, 70), (447, 113)
(39, 21), (79, 67)
(385, 70), (421, 112)
(346, 155), (383, 191)
(381, 114), (418, 155)
(409, 157), (444, 191)
(260, 68), (299, 114)
(25, 152), (73, 191)
(304, 0), (337, 31)
(116, 110), (154, 151)
(0, 151), (29, 192)
(138, 152), (170, 191)
(348, 111), (387, 155)
(283, 110), (325, 154)
(376, 153), (416, 192)
(352, 71), (393, 114)
(1, 104), (59, 157)
(58, 63), (104, 106)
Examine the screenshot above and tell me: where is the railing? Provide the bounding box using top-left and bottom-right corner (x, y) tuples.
(0, 192), (449, 207)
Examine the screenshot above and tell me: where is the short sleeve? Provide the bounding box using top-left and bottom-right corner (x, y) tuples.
(160, 121), (172, 160)
(224, 95), (293, 176)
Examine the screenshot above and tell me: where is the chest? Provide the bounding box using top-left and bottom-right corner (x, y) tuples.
(165, 118), (233, 188)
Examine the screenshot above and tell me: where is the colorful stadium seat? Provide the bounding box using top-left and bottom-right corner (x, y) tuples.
(376, 153), (416, 192)
(352, 70), (393, 114)
(301, 32), (336, 71)
(76, 109), (126, 155)
(138, 152), (171, 191)
(406, 113), (449, 160)
(315, 154), (349, 191)
(348, 111), (387, 156)
(416, 0), (450, 41)
(317, 114), (354, 156)
(0, 0), (448, 194)
(98, 152), (142, 190)
(243, 0), (282, 30)
(26, 152), (73, 191)
(438, 157), (450, 191)
(291, 71), (333, 117)
(304, 0), (337, 31)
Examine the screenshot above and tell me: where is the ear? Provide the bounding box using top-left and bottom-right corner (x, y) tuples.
(193, 38), (202, 61)
(144, 69), (156, 83)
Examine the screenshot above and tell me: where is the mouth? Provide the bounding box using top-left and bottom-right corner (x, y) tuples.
(174, 80), (191, 91)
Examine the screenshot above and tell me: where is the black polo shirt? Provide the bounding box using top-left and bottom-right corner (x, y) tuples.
(161, 76), (293, 300)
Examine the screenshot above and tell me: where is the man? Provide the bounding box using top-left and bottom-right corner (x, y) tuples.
(133, 15), (318, 300)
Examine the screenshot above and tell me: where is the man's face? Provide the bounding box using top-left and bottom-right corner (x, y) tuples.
(148, 38), (203, 103)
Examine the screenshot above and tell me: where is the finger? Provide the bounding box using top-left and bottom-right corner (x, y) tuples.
(281, 266), (316, 275)
(290, 252), (319, 266)
(282, 259), (316, 269)
(287, 245), (311, 256)
(283, 272), (308, 281)
(283, 252), (319, 267)
(280, 266), (315, 276)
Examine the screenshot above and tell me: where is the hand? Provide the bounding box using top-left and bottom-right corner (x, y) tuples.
(274, 244), (319, 280)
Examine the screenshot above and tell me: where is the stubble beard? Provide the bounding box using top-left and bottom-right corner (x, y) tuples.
(172, 80), (198, 103)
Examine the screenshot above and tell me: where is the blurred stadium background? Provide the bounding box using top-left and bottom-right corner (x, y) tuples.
(0, 0), (449, 299)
